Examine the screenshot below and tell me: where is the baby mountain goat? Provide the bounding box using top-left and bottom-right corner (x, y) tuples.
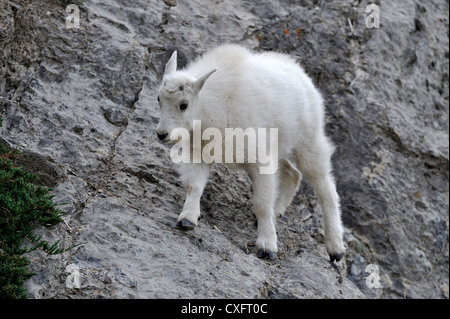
(156, 44), (345, 262)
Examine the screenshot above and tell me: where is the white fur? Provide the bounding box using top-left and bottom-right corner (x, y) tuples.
(156, 44), (345, 259)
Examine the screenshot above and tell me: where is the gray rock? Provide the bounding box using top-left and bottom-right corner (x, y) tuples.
(0, 0), (447, 299)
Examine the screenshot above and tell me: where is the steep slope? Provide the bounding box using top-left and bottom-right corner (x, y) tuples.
(0, 0), (447, 298)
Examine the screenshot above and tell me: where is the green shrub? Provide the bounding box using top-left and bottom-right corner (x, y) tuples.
(0, 120), (77, 299)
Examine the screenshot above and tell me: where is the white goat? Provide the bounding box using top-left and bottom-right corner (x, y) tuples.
(156, 44), (345, 262)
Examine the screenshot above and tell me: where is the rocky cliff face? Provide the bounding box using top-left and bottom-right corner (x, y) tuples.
(0, 0), (448, 298)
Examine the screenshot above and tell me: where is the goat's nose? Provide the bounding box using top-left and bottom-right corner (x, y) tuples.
(157, 131), (168, 141)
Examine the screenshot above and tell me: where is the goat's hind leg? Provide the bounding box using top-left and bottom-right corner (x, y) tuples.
(249, 166), (278, 260)
(294, 139), (345, 262)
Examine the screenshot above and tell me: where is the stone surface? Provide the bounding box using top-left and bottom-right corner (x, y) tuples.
(0, 0), (448, 299)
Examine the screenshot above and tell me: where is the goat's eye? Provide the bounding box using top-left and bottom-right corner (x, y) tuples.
(179, 103), (188, 111)
(157, 96), (160, 102)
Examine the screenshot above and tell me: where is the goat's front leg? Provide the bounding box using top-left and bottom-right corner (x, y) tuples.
(249, 167), (278, 260)
(175, 163), (211, 230)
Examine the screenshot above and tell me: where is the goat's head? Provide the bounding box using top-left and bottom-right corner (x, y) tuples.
(156, 51), (216, 143)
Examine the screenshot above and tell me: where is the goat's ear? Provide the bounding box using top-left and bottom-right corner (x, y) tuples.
(164, 51), (177, 75)
(193, 68), (217, 93)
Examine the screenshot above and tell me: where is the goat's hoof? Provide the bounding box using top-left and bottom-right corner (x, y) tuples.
(329, 253), (344, 263)
(174, 219), (196, 230)
(257, 249), (277, 260)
